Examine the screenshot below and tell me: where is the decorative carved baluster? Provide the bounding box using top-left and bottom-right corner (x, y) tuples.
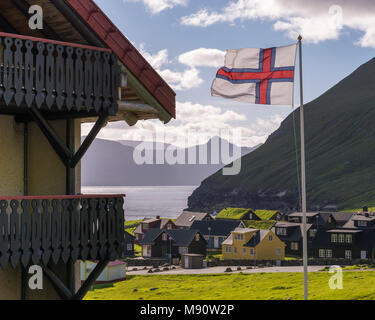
(102, 52), (111, 111)
(70, 199), (80, 263)
(80, 199), (89, 261)
(10, 200), (21, 268)
(46, 43), (55, 109)
(35, 42), (45, 109)
(25, 40), (35, 108)
(114, 197), (125, 257)
(14, 39), (24, 107)
(111, 54), (120, 115)
(51, 199), (61, 264)
(107, 198), (117, 261)
(98, 198), (107, 260)
(21, 200), (31, 267)
(93, 51), (103, 112)
(75, 48), (84, 111)
(66, 46), (74, 110)
(3, 37), (14, 105)
(61, 199), (70, 264)
(88, 199), (98, 259)
(0, 201), (9, 269)
(41, 199), (51, 265)
(56, 45), (65, 110)
(84, 50), (93, 111)
(31, 200), (41, 265)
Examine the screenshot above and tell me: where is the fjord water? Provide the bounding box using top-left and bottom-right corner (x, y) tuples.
(82, 186), (198, 221)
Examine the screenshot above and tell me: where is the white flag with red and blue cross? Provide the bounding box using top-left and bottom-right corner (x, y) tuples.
(211, 44), (297, 106)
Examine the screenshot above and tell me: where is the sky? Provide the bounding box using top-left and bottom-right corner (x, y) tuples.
(83, 0), (375, 148)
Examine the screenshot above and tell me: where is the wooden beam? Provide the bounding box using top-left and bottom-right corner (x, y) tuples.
(43, 266), (73, 300)
(73, 260), (109, 300)
(13, 0), (62, 41)
(0, 14), (18, 34)
(50, 0), (105, 47)
(29, 107), (72, 167)
(70, 113), (108, 168)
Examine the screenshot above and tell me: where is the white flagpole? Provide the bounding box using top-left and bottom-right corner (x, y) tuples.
(298, 35), (308, 301)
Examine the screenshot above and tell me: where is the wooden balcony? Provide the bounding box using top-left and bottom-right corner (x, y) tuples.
(0, 194), (125, 269)
(0, 32), (120, 117)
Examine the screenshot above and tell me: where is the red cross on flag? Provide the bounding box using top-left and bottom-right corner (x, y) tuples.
(211, 44), (298, 106)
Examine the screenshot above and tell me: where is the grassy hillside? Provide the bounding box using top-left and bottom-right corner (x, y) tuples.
(189, 57), (375, 212)
(85, 272), (375, 300)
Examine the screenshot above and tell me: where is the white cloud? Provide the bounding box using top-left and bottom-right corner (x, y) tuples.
(181, 0), (375, 48)
(178, 48), (226, 68)
(82, 101), (284, 148)
(139, 46), (226, 91)
(124, 0), (187, 14)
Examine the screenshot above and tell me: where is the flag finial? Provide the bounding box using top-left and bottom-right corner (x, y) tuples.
(298, 35), (303, 41)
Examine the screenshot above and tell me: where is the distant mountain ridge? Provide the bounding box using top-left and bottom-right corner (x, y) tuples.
(188, 56), (375, 213)
(82, 137), (259, 186)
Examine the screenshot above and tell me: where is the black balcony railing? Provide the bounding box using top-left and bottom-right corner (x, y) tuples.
(0, 32), (120, 115)
(0, 194), (125, 269)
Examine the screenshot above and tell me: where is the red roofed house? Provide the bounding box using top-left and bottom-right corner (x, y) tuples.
(134, 217), (178, 244)
(0, 0), (175, 300)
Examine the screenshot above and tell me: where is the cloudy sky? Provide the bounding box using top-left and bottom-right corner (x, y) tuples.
(84, 0), (375, 147)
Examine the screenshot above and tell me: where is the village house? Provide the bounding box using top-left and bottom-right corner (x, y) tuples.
(0, 0), (175, 300)
(174, 211), (213, 229)
(255, 210), (283, 221)
(134, 216), (177, 244)
(140, 229), (207, 259)
(124, 231), (136, 257)
(311, 211), (375, 260)
(222, 228), (285, 261)
(190, 219), (245, 250)
(216, 208), (257, 221)
(272, 222), (313, 257)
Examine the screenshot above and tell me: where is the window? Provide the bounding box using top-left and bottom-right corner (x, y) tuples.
(331, 234), (338, 243)
(268, 235), (273, 241)
(346, 234), (353, 243)
(328, 217), (332, 223)
(243, 248), (247, 255)
(179, 247), (188, 254)
(249, 248), (254, 256)
(162, 233), (168, 241)
(136, 234), (139, 240)
(319, 249), (325, 258)
(309, 229), (317, 238)
(326, 250), (332, 258)
(276, 248), (282, 256)
(143, 223), (149, 230)
(358, 221), (367, 227)
(234, 247), (237, 254)
(249, 213), (253, 219)
(338, 234), (345, 243)
(127, 244), (133, 251)
(195, 234), (200, 241)
(277, 228), (287, 236)
(167, 224), (172, 230)
(345, 250), (352, 260)
(225, 246), (231, 253)
(291, 242), (299, 251)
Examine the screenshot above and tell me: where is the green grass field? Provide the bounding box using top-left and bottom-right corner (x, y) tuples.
(85, 271), (375, 300)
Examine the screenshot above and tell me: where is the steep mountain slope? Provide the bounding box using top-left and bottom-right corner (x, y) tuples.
(188, 57), (375, 212)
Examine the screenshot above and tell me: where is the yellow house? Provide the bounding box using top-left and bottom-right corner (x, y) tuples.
(222, 228), (286, 260)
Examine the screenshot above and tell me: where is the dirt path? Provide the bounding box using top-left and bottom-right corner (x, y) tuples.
(126, 265), (326, 275)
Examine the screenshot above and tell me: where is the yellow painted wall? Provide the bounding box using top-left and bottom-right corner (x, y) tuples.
(0, 117), (82, 300)
(222, 230), (285, 261)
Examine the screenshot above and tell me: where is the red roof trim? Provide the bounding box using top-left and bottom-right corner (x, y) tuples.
(0, 194), (125, 201)
(65, 0), (176, 118)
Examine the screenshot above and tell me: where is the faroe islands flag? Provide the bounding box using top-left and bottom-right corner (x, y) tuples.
(211, 44), (297, 106)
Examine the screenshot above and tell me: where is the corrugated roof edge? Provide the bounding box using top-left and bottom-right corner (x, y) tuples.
(65, 0), (176, 118)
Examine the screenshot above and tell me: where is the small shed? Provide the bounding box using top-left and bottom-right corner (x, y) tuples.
(81, 260), (127, 284)
(181, 254), (204, 269)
